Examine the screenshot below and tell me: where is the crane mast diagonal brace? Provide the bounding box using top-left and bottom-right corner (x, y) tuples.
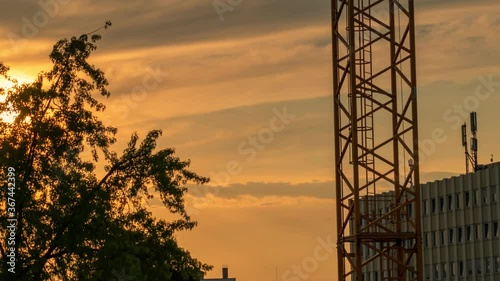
(332, 0), (422, 280)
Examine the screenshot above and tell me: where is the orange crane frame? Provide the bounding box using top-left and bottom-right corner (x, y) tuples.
(332, 0), (423, 280)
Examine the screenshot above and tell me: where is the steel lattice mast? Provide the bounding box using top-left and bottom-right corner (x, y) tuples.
(332, 0), (422, 280)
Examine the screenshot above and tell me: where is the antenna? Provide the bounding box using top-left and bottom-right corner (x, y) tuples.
(470, 138), (478, 152)
(470, 112), (479, 172)
(461, 112), (482, 174)
(461, 124), (467, 147)
(461, 123), (469, 174)
(470, 112), (477, 134)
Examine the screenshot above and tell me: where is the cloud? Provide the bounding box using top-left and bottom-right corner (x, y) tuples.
(91, 71), (498, 187)
(3, 0), (499, 127)
(183, 167), (460, 203)
(188, 181), (335, 200)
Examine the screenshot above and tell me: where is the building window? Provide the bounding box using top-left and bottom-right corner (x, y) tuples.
(484, 223), (490, 239)
(458, 227), (463, 243)
(474, 190), (479, 205)
(439, 197), (444, 212)
(431, 199), (436, 214)
(449, 229), (454, 244)
(423, 200), (427, 215)
(447, 195), (453, 210)
(440, 230), (445, 245)
(494, 222), (499, 237)
(482, 187), (488, 204)
(456, 193), (460, 209)
(467, 259), (473, 276)
(434, 264), (439, 279)
(442, 263), (447, 279)
(450, 262), (456, 278)
(476, 258), (482, 275)
(408, 203), (413, 218)
(486, 257), (491, 274)
(491, 186), (498, 203)
(408, 268), (415, 280)
(466, 225), (472, 241)
(465, 191), (470, 207)
(459, 261), (464, 277)
(432, 231), (437, 246)
(496, 256), (500, 273)
(475, 224), (480, 240)
(424, 232), (428, 247)
(425, 265), (431, 280)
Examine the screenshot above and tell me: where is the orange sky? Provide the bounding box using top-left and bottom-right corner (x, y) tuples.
(1, 1), (500, 280)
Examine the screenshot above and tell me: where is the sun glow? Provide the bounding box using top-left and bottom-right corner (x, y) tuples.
(0, 73), (35, 123)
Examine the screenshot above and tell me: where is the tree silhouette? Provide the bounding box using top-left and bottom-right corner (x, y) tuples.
(0, 22), (212, 280)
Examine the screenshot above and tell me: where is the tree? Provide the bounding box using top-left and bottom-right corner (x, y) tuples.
(0, 22), (212, 280)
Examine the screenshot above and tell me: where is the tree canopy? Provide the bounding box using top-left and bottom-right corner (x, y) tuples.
(0, 22), (212, 281)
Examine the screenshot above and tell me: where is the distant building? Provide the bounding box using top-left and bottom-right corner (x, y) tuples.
(354, 162), (500, 281)
(201, 265), (236, 281)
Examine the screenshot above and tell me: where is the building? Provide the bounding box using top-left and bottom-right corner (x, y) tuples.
(356, 162), (500, 281)
(200, 266), (236, 281)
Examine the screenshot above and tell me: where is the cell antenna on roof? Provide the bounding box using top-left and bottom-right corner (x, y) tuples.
(470, 112), (479, 172)
(462, 112), (481, 173)
(462, 123), (469, 174)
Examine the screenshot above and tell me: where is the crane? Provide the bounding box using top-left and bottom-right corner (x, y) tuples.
(332, 0), (422, 280)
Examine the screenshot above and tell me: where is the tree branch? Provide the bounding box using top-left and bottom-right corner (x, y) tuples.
(21, 151), (150, 278)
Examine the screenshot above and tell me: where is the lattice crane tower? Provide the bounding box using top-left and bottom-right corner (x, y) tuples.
(331, 0), (422, 280)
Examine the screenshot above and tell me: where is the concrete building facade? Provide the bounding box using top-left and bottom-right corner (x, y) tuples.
(356, 162), (500, 281)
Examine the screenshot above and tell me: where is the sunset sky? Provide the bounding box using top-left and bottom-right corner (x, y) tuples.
(1, 1), (500, 280)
